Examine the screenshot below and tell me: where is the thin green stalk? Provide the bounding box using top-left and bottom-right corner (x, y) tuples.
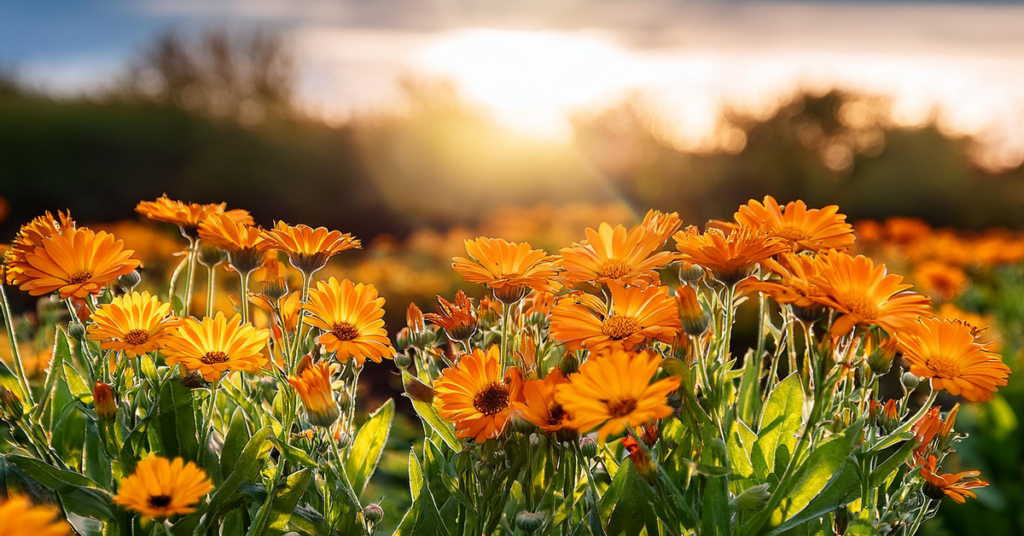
(198, 379), (221, 453)
(205, 265), (216, 318)
(291, 271), (313, 366)
(183, 241), (198, 316)
(238, 271), (251, 324)
(167, 254), (188, 310)
(0, 284), (34, 403)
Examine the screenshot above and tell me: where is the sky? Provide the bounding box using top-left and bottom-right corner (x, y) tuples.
(5, 0), (1024, 169)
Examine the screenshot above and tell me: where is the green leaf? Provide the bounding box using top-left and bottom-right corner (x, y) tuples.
(737, 349), (763, 425)
(268, 437), (319, 469)
(204, 426), (273, 520)
(346, 398), (395, 496)
(220, 407), (251, 477)
(402, 371), (460, 450)
(868, 439), (916, 489)
(766, 460), (860, 535)
(7, 455), (114, 520)
(246, 468), (312, 536)
(150, 380), (199, 461)
(765, 432), (855, 530)
(35, 329), (71, 421)
(62, 361), (91, 400)
(409, 447), (424, 502)
(606, 464), (661, 536)
(752, 374), (803, 482)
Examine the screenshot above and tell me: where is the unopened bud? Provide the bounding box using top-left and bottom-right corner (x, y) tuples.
(901, 372), (921, 391)
(678, 262), (704, 283)
(394, 351), (412, 369)
(68, 322), (87, 341)
(0, 387), (24, 421)
(93, 382), (118, 421)
(118, 270), (142, 292)
(333, 427), (352, 450)
(675, 286), (710, 336)
(579, 437), (598, 458)
(559, 353), (579, 376)
(515, 512), (546, 532)
(867, 336), (899, 375)
(731, 483), (771, 510)
(180, 370), (207, 390)
(363, 503), (384, 525)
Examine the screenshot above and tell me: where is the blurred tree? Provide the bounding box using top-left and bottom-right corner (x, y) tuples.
(122, 28), (295, 123)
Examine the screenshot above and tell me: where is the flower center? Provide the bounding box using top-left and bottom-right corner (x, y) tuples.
(331, 322), (360, 341)
(777, 226), (812, 242)
(148, 494), (172, 508)
(473, 383), (510, 416)
(201, 351), (229, 364)
(548, 403), (566, 425)
(607, 397), (637, 418)
(597, 260), (632, 280)
(69, 271), (92, 284)
(124, 329), (150, 345)
(602, 315), (641, 340)
(839, 293), (880, 320)
(926, 355), (961, 378)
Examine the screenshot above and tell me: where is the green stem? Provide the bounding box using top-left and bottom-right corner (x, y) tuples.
(206, 265), (216, 318)
(239, 271), (251, 324)
(0, 284), (34, 404)
(167, 254), (189, 313)
(183, 240), (198, 316)
(290, 271), (312, 367)
(198, 379), (221, 453)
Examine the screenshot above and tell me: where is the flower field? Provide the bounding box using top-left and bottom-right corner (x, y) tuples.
(0, 196), (1019, 535)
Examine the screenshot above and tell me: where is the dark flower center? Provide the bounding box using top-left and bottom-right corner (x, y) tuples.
(473, 383), (510, 416)
(148, 494), (172, 508)
(124, 329), (149, 345)
(201, 351), (229, 364)
(69, 271), (92, 284)
(548, 404), (566, 425)
(332, 322), (360, 341)
(607, 397), (637, 418)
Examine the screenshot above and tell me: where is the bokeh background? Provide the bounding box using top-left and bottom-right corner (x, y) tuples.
(3, 1), (1024, 534)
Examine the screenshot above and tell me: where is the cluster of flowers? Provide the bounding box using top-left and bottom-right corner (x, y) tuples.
(396, 196), (1010, 533)
(0, 196), (395, 533)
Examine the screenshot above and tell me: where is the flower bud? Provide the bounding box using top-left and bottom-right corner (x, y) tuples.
(407, 303), (425, 334)
(118, 270), (142, 292)
(731, 483), (771, 510)
(93, 382), (118, 422)
(867, 336), (900, 375)
(901, 371), (921, 391)
(180, 370), (207, 390)
(676, 286), (711, 336)
(333, 425), (353, 450)
(515, 512), (546, 532)
(678, 262), (704, 283)
(880, 400), (901, 431)
(511, 413), (535, 434)
(363, 503), (384, 525)
(579, 437), (598, 459)
(68, 321), (87, 341)
(395, 328), (413, 352)
(559, 353), (579, 376)
(197, 244), (228, 267)
(0, 387), (24, 421)
(394, 351), (412, 369)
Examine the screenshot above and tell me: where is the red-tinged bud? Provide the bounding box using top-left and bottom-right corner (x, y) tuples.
(94, 382), (118, 421)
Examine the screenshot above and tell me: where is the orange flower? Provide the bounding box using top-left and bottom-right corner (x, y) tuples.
(260, 222), (360, 274)
(0, 495), (71, 536)
(513, 369), (571, 432)
(550, 283), (680, 351)
(808, 250), (931, 336)
(288, 356), (340, 427)
(434, 345), (524, 443)
(198, 212), (270, 274)
(523, 290), (557, 319)
(734, 196), (855, 252)
(4, 210), (75, 286)
(303, 277), (395, 364)
(453, 237), (559, 303)
(424, 291), (478, 343)
(912, 404), (960, 457)
(556, 348), (680, 443)
(641, 209), (683, 246)
(884, 217), (930, 245)
(136, 195), (252, 238)
(675, 285), (709, 336)
(87, 291), (180, 357)
(674, 227), (789, 286)
(912, 261), (969, 302)
(17, 227), (141, 298)
(741, 252), (825, 322)
(249, 291), (301, 337)
(162, 313), (270, 381)
(899, 318), (1010, 402)
(559, 223), (674, 287)
(917, 455), (988, 504)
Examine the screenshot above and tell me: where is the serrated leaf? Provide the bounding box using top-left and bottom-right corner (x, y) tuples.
(346, 398), (395, 496)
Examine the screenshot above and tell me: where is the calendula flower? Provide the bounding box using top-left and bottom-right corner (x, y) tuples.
(513, 369), (571, 432)
(675, 285), (710, 336)
(641, 209), (683, 246)
(249, 291), (301, 339)
(622, 435), (653, 478)
(198, 212), (270, 274)
(424, 291), (478, 343)
(913, 261), (969, 302)
(17, 227), (141, 298)
(916, 455), (988, 504)
(809, 250), (932, 336)
(113, 455), (214, 519)
(87, 291), (179, 357)
(407, 303), (426, 333)
(260, 222), (360, 275)
(434, 345), (524, 443)
(899, 318), (1010, 402)
(734, 196), (855, 252)
(0, 496), (71, 536)
(4, 210), (75, 286)
(674, 227), (789, 286)
(288, 356), (340, 427)
(162, 312), (270, 381)
(303, 277), (395, 364)
(523, 290), (557, 319)
(136, 195), (252, 238)
(912, 405), (962, 458)
(884, 217), (930, 245)
(550, 283), (680, 351)
(556, 348), (680, 444)
(559, 223), (674, 287)
(742, 252), (826, 323)
(453, 237), (559, 303)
